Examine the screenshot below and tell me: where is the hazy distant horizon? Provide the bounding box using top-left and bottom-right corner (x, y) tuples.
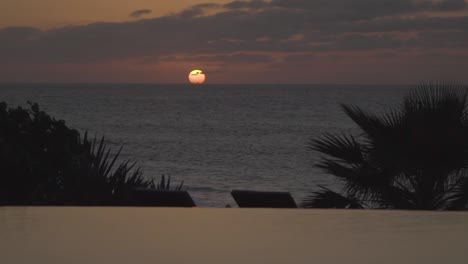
(0, 81), (420, 86)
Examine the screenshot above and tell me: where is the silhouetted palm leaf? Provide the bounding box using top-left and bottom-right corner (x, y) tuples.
(302, 186), (364, 209)
(306, 83), (468, 210)
(309, 133), (364, 164)
(444, 174), (468, 210)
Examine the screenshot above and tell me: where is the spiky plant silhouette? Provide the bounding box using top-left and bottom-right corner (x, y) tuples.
(303, 83), (468, 210)
(154, 174), (185, 191)
(0, 102), (152, 205)
(61, 133), (152, 205)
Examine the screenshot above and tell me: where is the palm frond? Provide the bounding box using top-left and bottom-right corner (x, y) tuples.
(404, 83), (468, 126)
(376, 180), (418, 209)
(405, 83), (467, 111)
(309, 133), (364, 164)
(341, 104), (384, 138)
(444, 175), (468, 210)
(301, 186), (364, 209)
(317, 158), (391, 201)
(309, 83), (468, 210)
(380, 110), (404, 128)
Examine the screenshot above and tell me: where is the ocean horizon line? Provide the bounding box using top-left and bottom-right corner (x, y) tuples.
(0, 81), (416, 87)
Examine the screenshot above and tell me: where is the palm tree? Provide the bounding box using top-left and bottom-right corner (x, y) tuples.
(303, 83), (468, 210)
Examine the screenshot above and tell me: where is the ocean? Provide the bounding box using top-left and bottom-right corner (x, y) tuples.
(0, 83), (411, 207)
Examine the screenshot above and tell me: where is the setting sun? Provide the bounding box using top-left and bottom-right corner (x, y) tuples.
(188, 70), (206, 84)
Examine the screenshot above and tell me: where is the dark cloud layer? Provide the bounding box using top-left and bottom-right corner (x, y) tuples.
(224, 0), (270, 9)
(129, 9), (152, 18)
(0, 0), (467, 66)
(162, 52), (272, 63)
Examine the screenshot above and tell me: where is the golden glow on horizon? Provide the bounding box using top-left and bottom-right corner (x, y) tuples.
(188, 70), (206, 84)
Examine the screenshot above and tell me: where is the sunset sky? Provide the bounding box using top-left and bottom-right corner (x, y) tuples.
(1, 0), (467, 84)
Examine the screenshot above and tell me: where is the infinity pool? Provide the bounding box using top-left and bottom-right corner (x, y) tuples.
(1, 207), (467, 264)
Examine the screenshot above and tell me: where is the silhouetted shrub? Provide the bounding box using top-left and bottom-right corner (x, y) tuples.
(0, 102), (150, 205)
(155, 174), (185, 191)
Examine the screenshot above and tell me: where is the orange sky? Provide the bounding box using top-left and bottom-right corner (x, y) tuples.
(0, 0), (230, 29)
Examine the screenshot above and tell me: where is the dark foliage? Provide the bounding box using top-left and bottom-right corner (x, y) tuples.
(0, 102), (151, 205)
(155, 174), (185, 191)
(303, 83), (468, 210)
(302, 186), (363, 209)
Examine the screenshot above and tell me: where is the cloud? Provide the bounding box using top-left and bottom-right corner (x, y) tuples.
(279, 0), (468, 25)
(178, 3), (221, 18)
(192, 3), (221, 9)
(224, 0), (270, 9)
(129, 9), (152, 18)
(162, 53), (273, 63)
(435, 0), (467, 11)
(0, 0), (467, 65)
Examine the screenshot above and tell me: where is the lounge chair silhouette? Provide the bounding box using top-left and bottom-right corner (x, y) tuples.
(231, 190), (297, 208)
(126, 189), (196, 207)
